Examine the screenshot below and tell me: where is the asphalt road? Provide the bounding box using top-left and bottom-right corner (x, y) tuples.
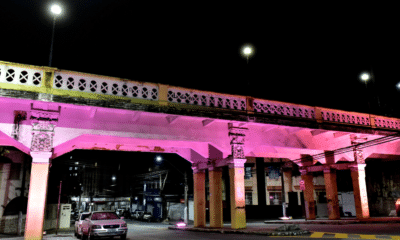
(3, 220), (400, 239)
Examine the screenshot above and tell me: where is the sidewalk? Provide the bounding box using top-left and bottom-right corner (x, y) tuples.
(264, 216), (400, 225)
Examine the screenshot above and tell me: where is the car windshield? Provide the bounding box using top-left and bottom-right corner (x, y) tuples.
(81, 213), (90, 220)
(91, 212), (119, 220)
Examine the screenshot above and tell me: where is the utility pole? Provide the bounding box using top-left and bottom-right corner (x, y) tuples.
(55, 181), (62, 235)
(184, 171), (188, 224)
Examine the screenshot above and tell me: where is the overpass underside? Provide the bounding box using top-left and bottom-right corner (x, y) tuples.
(1, 61), (400, 239)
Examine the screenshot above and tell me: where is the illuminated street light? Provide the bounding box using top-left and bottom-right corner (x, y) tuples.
(49, 4), (62, 67)
(240, 44), (255, 64)
(396, 82), (400, 90)
(360, 72), (371, 82)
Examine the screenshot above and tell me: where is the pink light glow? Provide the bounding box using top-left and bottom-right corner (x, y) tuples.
(176, 222), (186, 228)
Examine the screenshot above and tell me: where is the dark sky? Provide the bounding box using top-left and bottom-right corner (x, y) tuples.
(2, 1), (400, 116)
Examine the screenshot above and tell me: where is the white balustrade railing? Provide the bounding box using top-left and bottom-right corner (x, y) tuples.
(3, 62), (400, 131)
(167, 88), (247, 111)
(253, 99), (315, 119)
(53, 71), (158, 100)
(320, 110), (370, 126)
(0, 64), (43, 87)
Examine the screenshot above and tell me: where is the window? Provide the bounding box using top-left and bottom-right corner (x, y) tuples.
(245, 192), (253, 205)
(245, 166), (252, 179)
(269, 192), (282, 205)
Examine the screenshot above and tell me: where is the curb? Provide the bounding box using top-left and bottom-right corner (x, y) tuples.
(168, 226), (310, 236)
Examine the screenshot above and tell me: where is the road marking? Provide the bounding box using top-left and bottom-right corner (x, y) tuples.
(310, 232), (325, 238)
(335, 233), (348, 238)
(291, 232), (400, 240)
(360, 235), (377, 239)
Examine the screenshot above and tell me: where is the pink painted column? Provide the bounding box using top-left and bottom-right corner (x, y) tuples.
(229, 159), (246, 229)
(24, 152), (52, 240)
(350, 135), (370, 219)
(300, 169), (316, 220)
(323, 167), (340, 220)
(228, 123), (247, 229)
(209, 167), (223, 228)
(193, 168), (206, 227)
(351, 164), (370, 219)
(25, 106), (59, 239)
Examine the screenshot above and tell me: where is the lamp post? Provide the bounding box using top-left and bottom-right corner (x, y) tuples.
(49, 4), (62, 67)
(359, 71), (382, 115)
(155, 155), (188, 224)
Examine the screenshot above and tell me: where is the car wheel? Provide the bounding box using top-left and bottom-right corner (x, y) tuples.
(120, 234), (127, 240)
(88, 231), (96, 240)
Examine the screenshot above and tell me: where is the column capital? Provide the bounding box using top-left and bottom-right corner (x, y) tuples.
(323, 166), (336, 174)
(350, 164), (366, 172)
(192, 165), (205, 174)
(299, 168), (309, 175)
(30, 151), (52, 163)
(228, 158), (246, 168)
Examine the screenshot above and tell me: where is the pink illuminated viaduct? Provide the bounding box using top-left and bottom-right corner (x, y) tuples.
(1, 61), (400, 239)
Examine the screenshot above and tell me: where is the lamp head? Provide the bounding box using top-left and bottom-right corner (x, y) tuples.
(50, 4), (62, 15)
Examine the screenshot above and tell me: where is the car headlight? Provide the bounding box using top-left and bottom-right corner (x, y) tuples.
(92, 225), (102, 229)
(121, 223), (127, 228)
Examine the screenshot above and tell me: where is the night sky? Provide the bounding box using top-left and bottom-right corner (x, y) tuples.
(2, 2), (400, 116)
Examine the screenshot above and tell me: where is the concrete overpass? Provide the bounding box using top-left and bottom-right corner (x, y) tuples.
(1, 61), (400, 239)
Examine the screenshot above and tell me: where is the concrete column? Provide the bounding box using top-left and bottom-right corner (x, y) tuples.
(24, 151), (52, 240)
(283, 169), (293, 203)
(229, 159), (246, 229)
(301, 170), (316, 220)
(323, 168), (340, 220)
(209, 168), (223, 228)
(193, 169), (206, 227)
(351, 164), (370, 219)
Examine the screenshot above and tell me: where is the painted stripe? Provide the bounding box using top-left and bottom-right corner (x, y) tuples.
(360, 235), (376, 239)
(310, 232), (325, 238)
(335, 233), (348, 238)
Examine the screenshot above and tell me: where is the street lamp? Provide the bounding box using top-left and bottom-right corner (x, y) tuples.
(359, 72), (371, 83)
(240, 44), (255, 64)
(49, 4), (62, 67)
(154, 155), (188, 224)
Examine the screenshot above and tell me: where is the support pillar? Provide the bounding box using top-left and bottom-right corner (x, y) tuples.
(283, 167), (293, 203)
(351, 164), (370, 219)
(229, 159), (246, 229)
(350, 135), (370, 219)
(193, 169), (206, 227)
(301, 170), (316, 220)
(24, 151), (52, 240)
(209, 168), (223, 228)
(228, 123), (247, 229)
(323, 167), (340, 219)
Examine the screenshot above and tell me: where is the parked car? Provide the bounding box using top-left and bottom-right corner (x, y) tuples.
(81, 211), (128, 240)
(74, 212), (91, 239)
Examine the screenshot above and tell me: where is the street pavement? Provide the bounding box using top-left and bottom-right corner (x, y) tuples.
(2, 217), (400, 239)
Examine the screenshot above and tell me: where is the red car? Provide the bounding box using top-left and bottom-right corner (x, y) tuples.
(81, 211), (128, 239)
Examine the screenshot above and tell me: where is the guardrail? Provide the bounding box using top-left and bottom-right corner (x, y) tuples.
(1, 61), (400, 130)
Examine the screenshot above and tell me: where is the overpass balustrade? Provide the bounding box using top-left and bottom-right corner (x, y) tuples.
(2, 61), (400, 132)
(53, 70), (159, 100)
